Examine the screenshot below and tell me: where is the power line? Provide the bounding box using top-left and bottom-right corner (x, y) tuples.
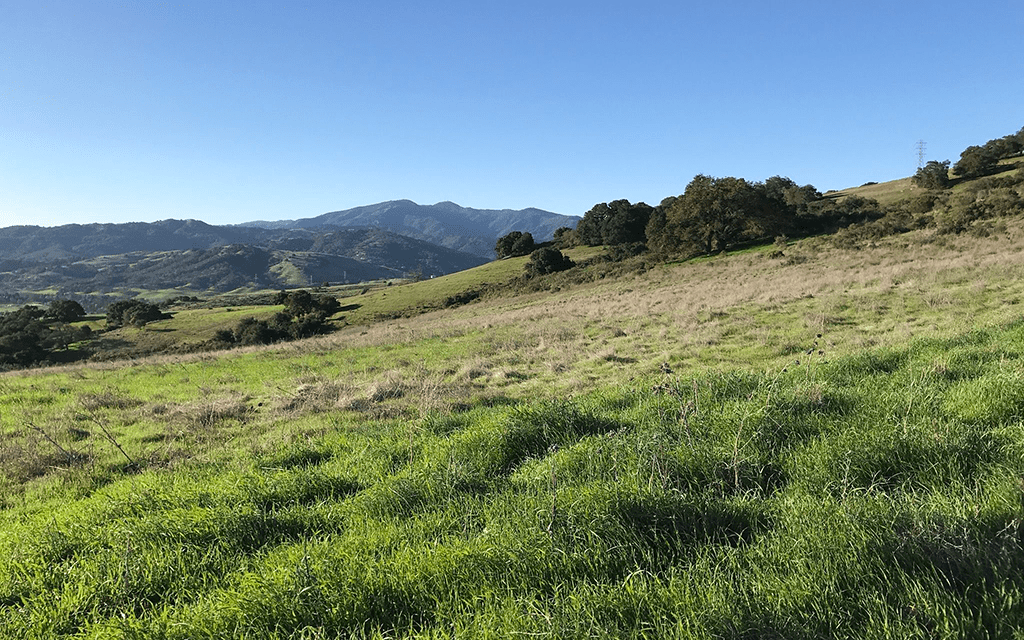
(917, 140), (926, 169)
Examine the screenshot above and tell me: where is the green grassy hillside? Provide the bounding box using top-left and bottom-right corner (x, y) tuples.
(830, 156), (1024, 205)
(86, 246), (606, 359)
(2, 214), (1024, 637)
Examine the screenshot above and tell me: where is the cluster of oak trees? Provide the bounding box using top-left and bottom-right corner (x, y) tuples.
(494, 174), (876, 271)
(498, 125), (1023, 267)
(0, 300), (92, 368)
(213, 290), (341, 346)
(538, 174), (881, 260)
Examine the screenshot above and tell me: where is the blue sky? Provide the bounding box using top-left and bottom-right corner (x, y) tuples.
(1, 1), (1021, 228)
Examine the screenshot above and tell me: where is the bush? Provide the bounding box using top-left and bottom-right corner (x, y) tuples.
(233, 317), (283, 345)
(217, 290), (340, 347)
(495, 231), (535, 258)
(912, 160), (951, 190)
(45, 299), (87, 323)
(106, 300), (168, 329)
(936, 190), (1024, 235)
(443, 290), (481, 308)
(525, 248), (575, 277)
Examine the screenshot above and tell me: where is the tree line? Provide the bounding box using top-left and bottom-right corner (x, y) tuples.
(497, 173), (879, 267)
(915, 126), (1024, 188)
(496, 124), (1023, 272)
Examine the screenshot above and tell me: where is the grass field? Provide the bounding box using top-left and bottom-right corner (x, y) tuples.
(2, 221), (1024, 638)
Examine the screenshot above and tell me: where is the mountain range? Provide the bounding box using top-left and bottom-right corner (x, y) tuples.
(238, 199), (576, 259)
(0, 201), (579, 309)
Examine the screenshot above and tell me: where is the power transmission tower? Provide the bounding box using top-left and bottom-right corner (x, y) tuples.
(917, 140), (926, 169)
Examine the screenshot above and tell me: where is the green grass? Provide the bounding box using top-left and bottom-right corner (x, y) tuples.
(81, 246), (605, 358)
(827, 176), (920, 206)
(325, 245), (604, 326)
(2, 324), (1023, 637)
(3, 228), (1024, 637)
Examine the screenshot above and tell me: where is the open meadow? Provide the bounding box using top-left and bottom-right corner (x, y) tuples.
(3, 221), (1024, 638)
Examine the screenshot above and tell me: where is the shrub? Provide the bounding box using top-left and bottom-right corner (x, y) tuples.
(443, 290), (481, 308)
(525, 248), (575, 277)
(106, 300), (168, 329)
(45, 299), (87, 323)
(218, 290), (340, 347)
(233, 317), (283, 345)
(495, 231), (535, 258)
(912, 160), (951, 190)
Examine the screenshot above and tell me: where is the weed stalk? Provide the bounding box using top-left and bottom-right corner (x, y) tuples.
(88, 415), (137, 468)
(24, 419), (80, 464)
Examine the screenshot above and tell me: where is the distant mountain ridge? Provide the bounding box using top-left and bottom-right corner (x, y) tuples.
(0, 200), (576, 308)
(0, 219), (282, 264)
(239, 200), (580, 259)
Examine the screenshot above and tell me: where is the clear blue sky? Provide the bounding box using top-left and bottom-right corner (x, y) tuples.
(2, 0), (1021, 228)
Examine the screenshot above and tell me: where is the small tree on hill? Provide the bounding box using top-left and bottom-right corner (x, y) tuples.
(495, 231), (535, 258)
(45, 299), (87, 323)
(106, 300), (167, 329)
(913, 160), (952, 190)
(954, 145), (1000, 179)
(525, 247), (574, 277)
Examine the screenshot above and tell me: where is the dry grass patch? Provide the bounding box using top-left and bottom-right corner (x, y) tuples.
(363, 370), (476, 415)
(366, 371), (408, 403)
(275, 378), (361, 414)
(172, 395), (255, 430)
(270, 368), (480, 419)
(77, 390), (143, 412)
(454, 360), (492, 382)
(0, 438), (78, 485)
